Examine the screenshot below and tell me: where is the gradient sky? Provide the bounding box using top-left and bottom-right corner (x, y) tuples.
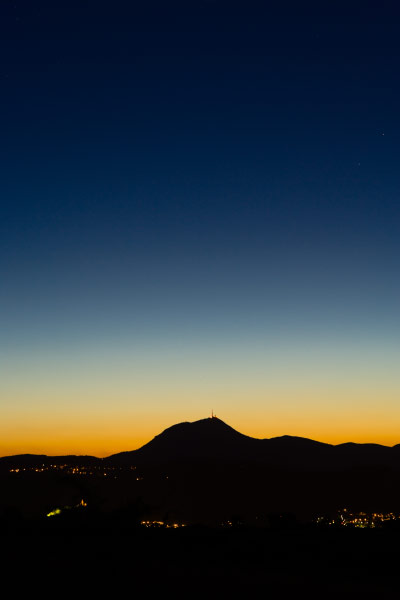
(1, 1), (400, 456)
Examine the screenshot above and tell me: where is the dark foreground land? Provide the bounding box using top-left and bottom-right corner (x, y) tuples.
(2, 418), (400, 596)
(2, 517), (399, 598)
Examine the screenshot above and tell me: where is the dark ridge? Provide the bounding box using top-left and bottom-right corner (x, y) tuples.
(2, 418), (400, 471)
(104, 417), (400, 470)
(267, 434), (332, 448)
(2, 418), (400, 523)
(106, 417), (260, 464)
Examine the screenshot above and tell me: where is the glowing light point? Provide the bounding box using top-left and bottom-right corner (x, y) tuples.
(46, 508), (62, 517)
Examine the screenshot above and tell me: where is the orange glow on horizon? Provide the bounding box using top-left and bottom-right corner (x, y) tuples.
(1, 411), (400, 458)
(2, 335), (400, 456)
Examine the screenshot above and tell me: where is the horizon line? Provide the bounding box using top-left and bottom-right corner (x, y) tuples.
(1, 416), (399, 460)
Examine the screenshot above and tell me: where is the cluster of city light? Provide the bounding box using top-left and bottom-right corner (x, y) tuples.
(9, 465), (137, 477)
(10, 464), (75, 473)
(46, 498), (88, 517)
(140, 520), (185, 529)
(316, 508), (400, 528)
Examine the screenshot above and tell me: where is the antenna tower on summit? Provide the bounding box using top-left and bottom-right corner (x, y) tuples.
(211, 409), (217, 419)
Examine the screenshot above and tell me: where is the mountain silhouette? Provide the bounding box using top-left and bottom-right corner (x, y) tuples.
(107, 417), (261, 464)
(105, 417), (400, 470)
(2, 417), (400, 471)
(2, 417), (400, 523)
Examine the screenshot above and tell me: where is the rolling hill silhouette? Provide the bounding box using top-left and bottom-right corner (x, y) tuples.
(0, 417), (400, 470)
(2, 417), (400, 522)
(105, 417), (400, 470)
(107, 417), (260, 463)
(2, 416), (400, 470)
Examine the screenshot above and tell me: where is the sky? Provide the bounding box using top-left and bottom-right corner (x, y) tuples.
(1, 1), (400, 456)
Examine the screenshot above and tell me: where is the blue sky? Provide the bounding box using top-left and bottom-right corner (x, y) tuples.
(1, 1), (400, 454)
